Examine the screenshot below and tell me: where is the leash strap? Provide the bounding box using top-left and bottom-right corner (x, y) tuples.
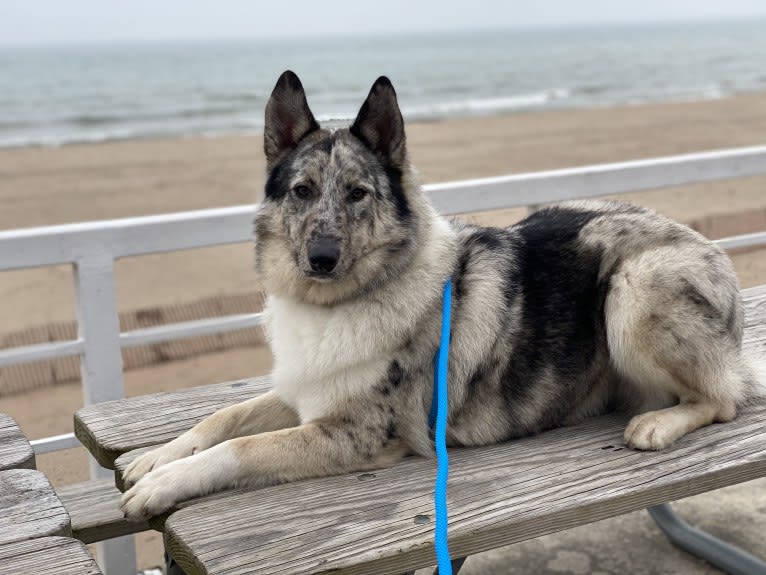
(432, 278), (453, 574)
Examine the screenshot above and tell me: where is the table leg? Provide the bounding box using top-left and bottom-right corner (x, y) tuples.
(648, 503), (766, 575)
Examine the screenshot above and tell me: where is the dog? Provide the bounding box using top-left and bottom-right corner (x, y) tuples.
(120, 70), (760, 520)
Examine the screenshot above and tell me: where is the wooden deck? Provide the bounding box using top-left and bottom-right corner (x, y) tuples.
(76, 285), (766, 574)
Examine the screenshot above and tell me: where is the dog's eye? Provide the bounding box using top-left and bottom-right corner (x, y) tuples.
(293, 185), (312, 200)
(349, 188), (368, 202)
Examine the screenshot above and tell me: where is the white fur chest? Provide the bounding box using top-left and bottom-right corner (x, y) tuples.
(265, 296), (391, 422)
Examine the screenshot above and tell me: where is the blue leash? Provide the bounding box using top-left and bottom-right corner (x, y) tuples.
(430, 278), (453, 574)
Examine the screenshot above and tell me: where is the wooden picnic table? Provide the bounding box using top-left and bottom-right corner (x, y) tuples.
(75, 285), (766, 574)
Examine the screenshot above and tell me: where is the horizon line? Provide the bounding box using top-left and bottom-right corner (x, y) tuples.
(1, 14), (765, 49)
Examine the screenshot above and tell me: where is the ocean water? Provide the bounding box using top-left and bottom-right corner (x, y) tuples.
(1, 20), (765, 148)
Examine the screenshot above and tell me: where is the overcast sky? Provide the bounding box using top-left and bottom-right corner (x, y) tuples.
(1, 0), (765, 45)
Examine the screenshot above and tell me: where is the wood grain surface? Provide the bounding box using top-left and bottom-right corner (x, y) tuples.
(75, 377), (272, 468)
(0, 536), (102, 574)
(0, 413), (35, 470)
(0, 469), (71, 545)
(56, 478), (150, 544)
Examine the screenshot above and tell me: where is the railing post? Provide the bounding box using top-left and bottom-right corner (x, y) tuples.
(74, 254), (137, 575)
(74, 254), (125, 406)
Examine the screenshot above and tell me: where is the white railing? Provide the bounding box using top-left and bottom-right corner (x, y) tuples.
(1, 144), (766, 575)
(2, 144), (766, 455)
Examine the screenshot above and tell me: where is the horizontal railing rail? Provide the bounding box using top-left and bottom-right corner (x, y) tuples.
(426, 144), (766, 214)
(1, 144), (765, 459)
(2, 145), (766, 271)
(0, 313), (265, 369)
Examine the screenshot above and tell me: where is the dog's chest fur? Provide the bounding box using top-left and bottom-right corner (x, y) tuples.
(266, 296), (392, 421)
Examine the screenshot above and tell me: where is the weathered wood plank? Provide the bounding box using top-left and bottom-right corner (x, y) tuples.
(77, 286), (766, 473)
(160, 403), (766, 575)
(0, 536), (102, 574)
(74, 377), (272, 469)
(0, 413), (35, 470)
(0, 469), (72, 545)
(57, 478), (150, 544)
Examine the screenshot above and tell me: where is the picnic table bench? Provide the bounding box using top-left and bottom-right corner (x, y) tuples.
(74, 285), (766, 575)
(0, 414), (104, 574)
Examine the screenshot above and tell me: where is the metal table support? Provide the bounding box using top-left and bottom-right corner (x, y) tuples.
(648, 503), (766, 575)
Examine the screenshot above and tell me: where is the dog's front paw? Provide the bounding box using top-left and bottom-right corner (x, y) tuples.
(120, 455), (214, 521)
(625, 412), (675, 450)
(120, 442), (240, 521)
(123, 433), (204, 489)
(120, 459), (192, 520)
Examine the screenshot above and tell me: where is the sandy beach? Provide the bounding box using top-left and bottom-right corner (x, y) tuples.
(2, 93), (766, 569)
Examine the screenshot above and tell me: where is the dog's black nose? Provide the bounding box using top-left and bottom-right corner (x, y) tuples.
(308, 238), (340, 274)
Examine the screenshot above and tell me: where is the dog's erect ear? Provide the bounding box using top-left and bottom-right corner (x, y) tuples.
(264, 71), (319, 169)
(350, 76), (406, 168)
